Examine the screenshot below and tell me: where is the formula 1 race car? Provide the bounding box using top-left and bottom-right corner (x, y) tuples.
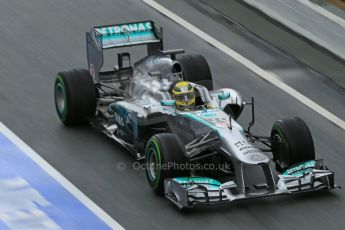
(54, 21), (339, 208)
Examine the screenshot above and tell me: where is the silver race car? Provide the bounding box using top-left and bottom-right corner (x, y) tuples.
(54, 21), (339, 209)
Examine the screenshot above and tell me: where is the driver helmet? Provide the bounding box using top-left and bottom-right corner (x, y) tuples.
(172, 81), (195, 110)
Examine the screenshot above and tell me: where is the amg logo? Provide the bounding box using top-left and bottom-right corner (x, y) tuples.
(96, 22), (153, 36)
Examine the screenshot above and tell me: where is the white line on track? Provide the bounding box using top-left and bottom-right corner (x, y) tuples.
(295, 0), (345, 29)
(142, 0), (345, 130)
(0, 122), (125, 230)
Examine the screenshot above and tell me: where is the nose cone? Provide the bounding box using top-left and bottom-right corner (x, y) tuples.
(219, 127), (270, 165)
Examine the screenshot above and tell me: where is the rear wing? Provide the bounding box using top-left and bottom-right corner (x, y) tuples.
(93, 21), (162, 49)
(86, 21), (163, 81)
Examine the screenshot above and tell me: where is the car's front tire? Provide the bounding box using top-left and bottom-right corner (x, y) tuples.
(54, 69), (96, 126)
(145, 133), (189, 195)
(271, 117), (315, 172)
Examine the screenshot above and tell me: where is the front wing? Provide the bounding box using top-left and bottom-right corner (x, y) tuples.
(164, 159), (340, 209)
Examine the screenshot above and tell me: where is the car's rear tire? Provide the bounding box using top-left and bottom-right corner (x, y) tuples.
(271, 117), (315, 173)
(54, 69), (96, 126)
(177, 54), (213, 90)
(145, 133), (189, 195)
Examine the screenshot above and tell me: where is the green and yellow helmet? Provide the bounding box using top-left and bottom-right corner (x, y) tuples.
(172, 81), (195, 110)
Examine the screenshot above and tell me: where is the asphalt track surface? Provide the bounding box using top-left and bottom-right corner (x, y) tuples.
(0, 0), (345, 229)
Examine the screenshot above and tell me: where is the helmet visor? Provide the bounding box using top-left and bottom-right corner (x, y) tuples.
(174, 92), (195, 102)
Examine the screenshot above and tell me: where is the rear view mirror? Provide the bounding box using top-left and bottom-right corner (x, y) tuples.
(218, 92), (230, 101)
(161, 100), (176, 107)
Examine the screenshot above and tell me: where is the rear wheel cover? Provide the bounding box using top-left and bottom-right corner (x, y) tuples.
(145, 138), (162, 190)
(177, 54), (213, 90)
(53, 69), (96, 126)
(54, 76), (68, 121)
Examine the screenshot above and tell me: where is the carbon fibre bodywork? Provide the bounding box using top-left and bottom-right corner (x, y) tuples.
(85, 21), (338, 208)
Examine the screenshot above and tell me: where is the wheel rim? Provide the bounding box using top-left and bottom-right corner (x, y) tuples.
(272, 133), (288, 169)
(55, 82), (66, 115)
(147, 147), (158, 181)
